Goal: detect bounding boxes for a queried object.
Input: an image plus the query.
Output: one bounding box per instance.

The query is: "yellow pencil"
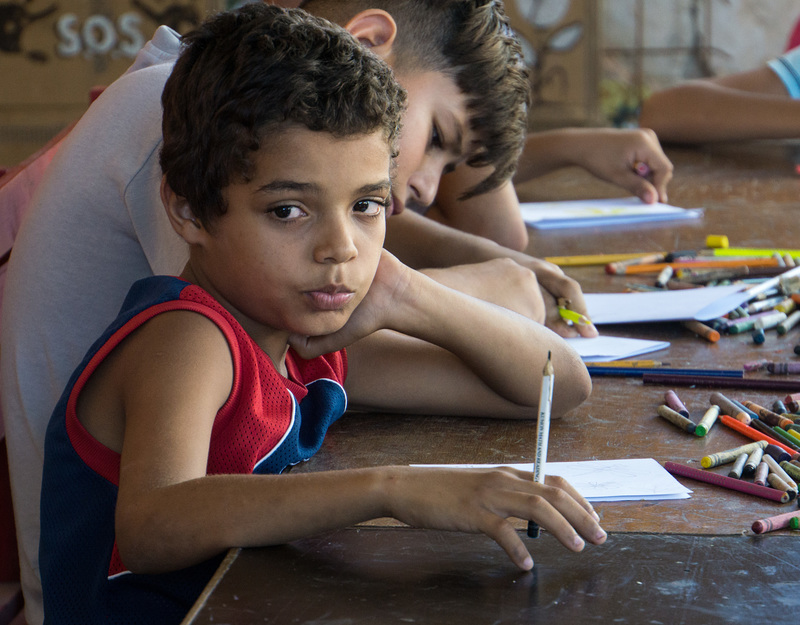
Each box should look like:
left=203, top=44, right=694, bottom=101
left=583, top=360, right=664, bottom=368
left=544, top=252, right=663, bottom=266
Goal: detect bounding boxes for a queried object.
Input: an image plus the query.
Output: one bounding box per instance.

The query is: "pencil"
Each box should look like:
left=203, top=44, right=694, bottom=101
left=544, top=252, right=663, bottom=267
left=528, top=352, right=554, bottom=539
left=582, top=360, right=665, bottom=368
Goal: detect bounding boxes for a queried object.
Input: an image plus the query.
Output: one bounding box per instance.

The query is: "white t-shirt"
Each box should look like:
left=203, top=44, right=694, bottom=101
left=767, top=46, right=800, bottom=98
left=0, top=26, right=184, bottom=625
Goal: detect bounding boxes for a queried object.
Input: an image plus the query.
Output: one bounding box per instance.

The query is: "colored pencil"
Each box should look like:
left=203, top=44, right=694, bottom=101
left=590, top=367, right=742, bottom=378
left=664, top=462, right=791, bottom=503
left=642, top=374, right=800, bottom=392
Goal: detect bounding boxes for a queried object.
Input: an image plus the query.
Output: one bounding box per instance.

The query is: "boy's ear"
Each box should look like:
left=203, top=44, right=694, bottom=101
left=345, top=9, right=397, bottom=60
left=161, top=176, right=206, bottom=244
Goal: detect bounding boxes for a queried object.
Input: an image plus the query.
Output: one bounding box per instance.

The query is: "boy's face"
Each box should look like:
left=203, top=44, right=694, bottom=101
left=189, top=125, right=391, bottom=355
left=390, top=70, right=476, bottom=215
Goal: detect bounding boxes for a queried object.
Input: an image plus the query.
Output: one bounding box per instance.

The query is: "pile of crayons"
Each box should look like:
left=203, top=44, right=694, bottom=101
left=656, top=389, right=800, bottom=516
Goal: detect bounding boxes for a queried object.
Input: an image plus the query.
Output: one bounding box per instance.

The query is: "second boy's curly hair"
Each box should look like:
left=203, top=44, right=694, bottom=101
left=302, top=0, right=530, bottom=198
left=160, top=3, right=407, bottom=226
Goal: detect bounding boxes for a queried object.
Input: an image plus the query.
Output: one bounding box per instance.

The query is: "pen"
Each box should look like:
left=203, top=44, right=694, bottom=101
left=528, top=352, right=554, bottom=539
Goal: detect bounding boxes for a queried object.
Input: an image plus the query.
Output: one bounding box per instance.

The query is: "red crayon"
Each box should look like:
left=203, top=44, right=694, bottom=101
left=664, top=390, right=690, bottom=417
left=752, top=510, right=800, bottom=534
left=665, top=462, right=791, bottom=503
left=718, top=414, right=796, bottom=455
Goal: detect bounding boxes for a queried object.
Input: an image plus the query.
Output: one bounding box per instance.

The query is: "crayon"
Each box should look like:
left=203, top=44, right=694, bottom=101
left=770, top=427, right=800, bottom=452
left=766, top=473, right=796, bottom=499
left=775, top=297, right=797, bottom=314
left=752, top=328, right=765, bottom=344
left=773, top=400, right=788, bottom=414
left=791, top=517, right=800, bottom=529
left=763, top=454, right=798, bottom=491
left=694, top=405, right=720, bottom=437
left=718, top=414, right=796, bottom=454
left=777, top=310, right=800, bottom=335
left=700, top=440, right=768, bottom=469
left=767, top=362, right=800, bottom=375
left=643, top=375, right=800, bottom=392
left=655, top=265, right=673, bottom=289
left=710, top=392, right=751, bottom=424
left=746, top=295, right=786, bottom=315
left=728, top=453, right=748, bottom=479
left=605, top=253, right=667, bottom=275
left=782, top=427, right=800, bottom=446
left=664, top=390, right=690, bottom=418
left=754, top=461, right=770, bottom=486
left=743, top=446, right=764, bottom=475
left=780, top=460, right=800, bottom=483
left=706, top=234, right=729, bottom=249
left=743, top=359, right=771, bottom=372
left=785, top=393, right=800, bottom=413
left=657, top=404, right=696, bottom=433
left=742, top=401, right=794, bottom=429
left=764, top=444, right=792, bottom=463
left=682, top=320, right=720, bottom=343
left=664, top=462, right=791, bottom=503
left=751, top=510, right=800, bottom=534
left=730, top=398, right=757, bottom=421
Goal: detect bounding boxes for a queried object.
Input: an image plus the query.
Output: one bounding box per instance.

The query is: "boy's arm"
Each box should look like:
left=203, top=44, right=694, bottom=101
left=112, top=311, right=605, bottom=575
left=292, top=251, right=592, bottom=418
left=639, top=68, right=800, bottom=143
left=384, top=210, right=597, bottom=338
left=514, top=128, right=673, bottom=204
left=426, top=171, right=529, bottom=252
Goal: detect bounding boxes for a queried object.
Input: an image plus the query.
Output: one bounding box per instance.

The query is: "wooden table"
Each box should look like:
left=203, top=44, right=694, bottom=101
left=183, top=143, right=800, bottom=624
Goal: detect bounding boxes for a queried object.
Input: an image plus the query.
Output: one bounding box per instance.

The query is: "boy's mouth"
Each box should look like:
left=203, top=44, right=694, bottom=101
left=305, top=285, right=355, bottom=311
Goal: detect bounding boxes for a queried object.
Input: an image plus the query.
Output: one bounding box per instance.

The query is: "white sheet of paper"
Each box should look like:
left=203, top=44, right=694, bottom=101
left=412, top=458, right=692, bottom=502
left=519, top=197, right=703, bottom=230
left=584, top=285, right=752, bottom=324
left=566, top=335, right=669, bottom=362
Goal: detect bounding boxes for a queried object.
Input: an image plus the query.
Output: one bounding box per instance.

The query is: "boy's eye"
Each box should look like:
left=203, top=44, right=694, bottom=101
left=269, top=205, right=305, bottom=220
left=431, top=123, right=443, bottom=149
left=353, top=199, right=387, bottom=216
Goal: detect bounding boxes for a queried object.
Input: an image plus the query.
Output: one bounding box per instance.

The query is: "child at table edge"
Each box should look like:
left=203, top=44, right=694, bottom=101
left=38, top=6, right=603, bottom=624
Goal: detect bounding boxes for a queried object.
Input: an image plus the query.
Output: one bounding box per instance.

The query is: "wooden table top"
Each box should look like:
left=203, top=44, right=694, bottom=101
left=184, top=142, right=800, bottom=624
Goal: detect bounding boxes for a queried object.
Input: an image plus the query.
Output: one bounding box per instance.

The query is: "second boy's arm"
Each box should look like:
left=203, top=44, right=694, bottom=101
left=292, top=250, right=592, bottom=418
left=384, top=209, right=597, bottom=338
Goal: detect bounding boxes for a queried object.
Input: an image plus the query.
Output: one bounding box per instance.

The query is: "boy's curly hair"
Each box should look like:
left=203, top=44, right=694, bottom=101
left=160, top=3, right=407, bottom=225
left=302, top=0, right=530, bottom=198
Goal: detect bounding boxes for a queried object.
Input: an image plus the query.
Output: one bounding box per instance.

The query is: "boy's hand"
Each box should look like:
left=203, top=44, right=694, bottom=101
left=289, top=250, right=414, bottom=358
left=382, top=466, right=607, bottom=570
left=570, top=128, right=673, bottom=204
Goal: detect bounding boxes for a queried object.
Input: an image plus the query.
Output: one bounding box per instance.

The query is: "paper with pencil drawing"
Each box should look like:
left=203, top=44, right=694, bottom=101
left=566, top=335, right=669, bottom=362
left=520, top=197, right=703, bottom=230
left=412, top=458, right=692, bottom=502
left=583, top=285, right=753, bottom=324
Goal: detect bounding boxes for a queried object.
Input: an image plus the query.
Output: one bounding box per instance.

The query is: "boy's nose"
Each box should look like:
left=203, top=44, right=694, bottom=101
left=407, top=170, right=439, bottom=211
left=314, top=219, right=358, bottom=264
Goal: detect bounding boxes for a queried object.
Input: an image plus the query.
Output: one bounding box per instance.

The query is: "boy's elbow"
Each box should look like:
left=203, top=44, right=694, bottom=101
left=552, top=355, right=592, bottom=418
